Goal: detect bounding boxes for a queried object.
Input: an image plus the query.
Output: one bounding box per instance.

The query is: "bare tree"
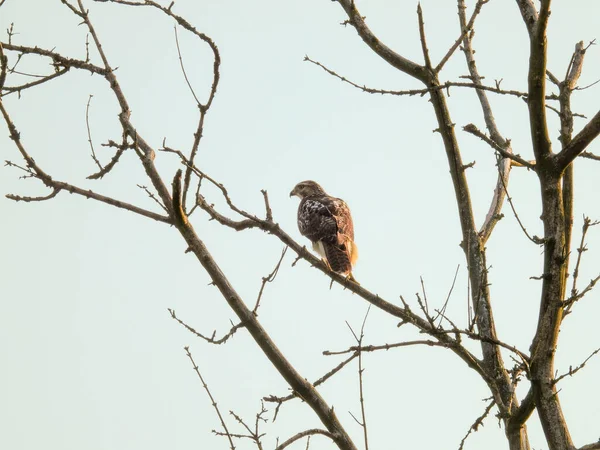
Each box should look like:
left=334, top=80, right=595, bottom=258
left=2, top=1, right=600, bottom=450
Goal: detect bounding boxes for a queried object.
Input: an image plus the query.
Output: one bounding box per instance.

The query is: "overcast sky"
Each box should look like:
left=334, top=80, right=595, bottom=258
left=1, top=1, right=600, bottom=449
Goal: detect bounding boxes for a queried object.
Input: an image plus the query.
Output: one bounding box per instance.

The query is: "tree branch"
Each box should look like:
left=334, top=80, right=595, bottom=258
left=275, top=429, right=336, bottom=450
left=555, top=109, right=600, bottom=170
left=334, top=0, right=427, bottom=82
left=184, top=346, right=235, bottom=450
left=526, top=0, right=552, bottom=162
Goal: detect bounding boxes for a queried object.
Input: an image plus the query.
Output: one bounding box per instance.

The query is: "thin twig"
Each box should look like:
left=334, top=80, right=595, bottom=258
left=253, top=246, right=288, bottom=314
left=1, top=68, right=70, bottom=96
left=463, top=124, right=534, bottom=169
left=416, top=4, right=432, bottom=70
left=5, top=187, right=60, bottom=202
left=264, top=352, right=358, bottom=406
left=458, top=399, right=496, bottom=450
left=433, top=264, right=461, bottom=327
left=137, top=184, right=169, bottom=213
left=352, top=307, right=371, bottom=450
left=274, top=429, right=336, bottom=450
left=169, top=309, right=244, bottom=345
left=225, top=406, right=267, bottom=449
left=184, top=346, right=235, bottom=450
left=174, top=25, right=201, bottom=106
left=563, top=274, right=600, bottom=309
left=566, top=216, right=600, bottom=315
left=495, top=158, right=543, bottom=245
left=553, top=347, right=600, bottom=385
left=323, top=339, right=451, bottom=357
left=305, top=55, right=549, bottom=100
left=85, top=94, right=103, bottom=171
left=436, top=0, right=489, bottom=72
left=87, top=137, right=131, bottom=180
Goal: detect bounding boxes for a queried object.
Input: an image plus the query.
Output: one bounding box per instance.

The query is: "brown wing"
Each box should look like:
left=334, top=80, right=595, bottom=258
left=297, top=195, right=357, bottom=274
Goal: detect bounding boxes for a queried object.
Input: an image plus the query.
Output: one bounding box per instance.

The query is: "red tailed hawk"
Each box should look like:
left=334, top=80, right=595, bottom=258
left=290, top=180, right=358, bottom=282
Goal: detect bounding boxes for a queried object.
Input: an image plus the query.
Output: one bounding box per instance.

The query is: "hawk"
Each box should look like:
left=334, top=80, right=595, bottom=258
left=290, top=180, right=358, bottom=282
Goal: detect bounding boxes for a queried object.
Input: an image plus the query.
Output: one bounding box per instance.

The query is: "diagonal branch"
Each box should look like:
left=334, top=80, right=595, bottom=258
left=463, top=124, right=534, bottom=170
left=553, top=347, right=600, bottom=385
left=335, top=0, right=427, bottom=82
left=184, top=346, right=235, bottom=450
left=1, top=67, right=70, bottom=96
left=555, top=109, right=600, bottom=170
left=436, top=0, right=489, bottom=73
left=458, top=399, right=496, bottom=450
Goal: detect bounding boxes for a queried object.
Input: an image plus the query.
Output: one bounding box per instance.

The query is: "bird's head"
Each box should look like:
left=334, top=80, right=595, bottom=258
left=289, top=180, right=327, bottom=199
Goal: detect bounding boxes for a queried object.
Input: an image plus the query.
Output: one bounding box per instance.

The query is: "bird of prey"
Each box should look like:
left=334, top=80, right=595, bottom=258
left=290, top=180, right=358, bottom=282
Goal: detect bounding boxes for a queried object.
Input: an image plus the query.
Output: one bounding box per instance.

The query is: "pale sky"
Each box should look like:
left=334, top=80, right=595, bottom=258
left=1, top=1, right=600, bottom=449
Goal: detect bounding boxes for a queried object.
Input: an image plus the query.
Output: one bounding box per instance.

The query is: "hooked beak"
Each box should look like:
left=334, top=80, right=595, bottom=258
left=289, top=188, right=297, bottom=198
